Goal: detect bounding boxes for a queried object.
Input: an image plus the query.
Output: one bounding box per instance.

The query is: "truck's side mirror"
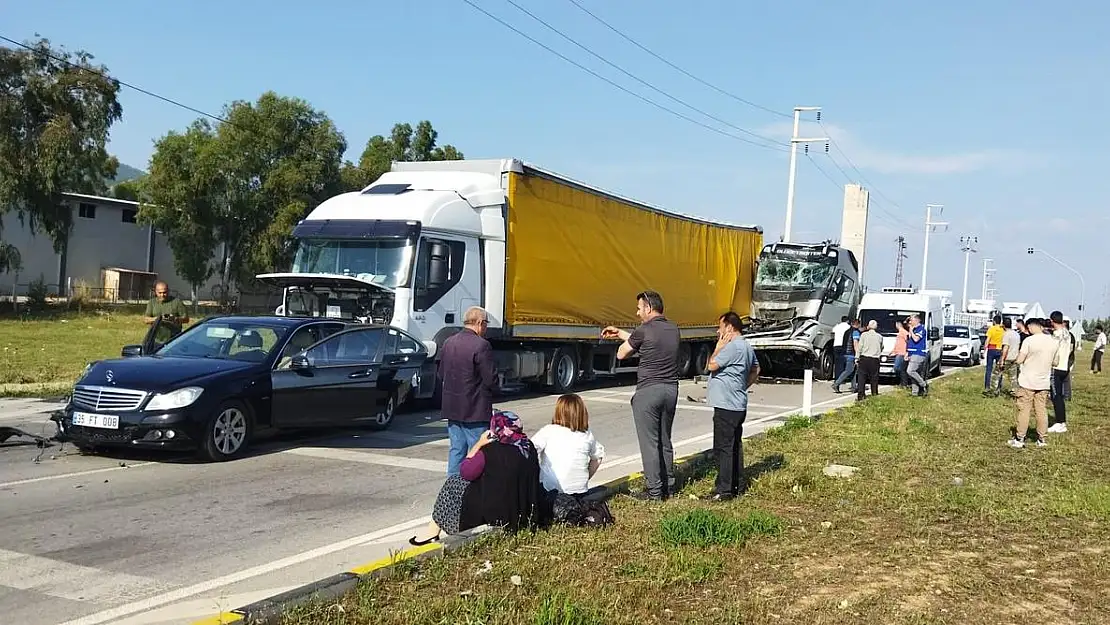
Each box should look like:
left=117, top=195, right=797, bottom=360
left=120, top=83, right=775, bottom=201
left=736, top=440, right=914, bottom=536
left=928, top=327, right=940, bottom=341
left=427, top=241, right=450, bottom=290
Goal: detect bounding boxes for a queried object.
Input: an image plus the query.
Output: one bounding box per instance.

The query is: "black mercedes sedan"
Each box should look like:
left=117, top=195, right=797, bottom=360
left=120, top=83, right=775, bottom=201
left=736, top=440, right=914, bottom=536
left=52, top=315, right=431, bottom=461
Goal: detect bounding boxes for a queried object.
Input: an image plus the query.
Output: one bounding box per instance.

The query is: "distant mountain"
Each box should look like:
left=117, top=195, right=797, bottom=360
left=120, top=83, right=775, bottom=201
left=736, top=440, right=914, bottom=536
left=112, top=163, right=146, bottom=183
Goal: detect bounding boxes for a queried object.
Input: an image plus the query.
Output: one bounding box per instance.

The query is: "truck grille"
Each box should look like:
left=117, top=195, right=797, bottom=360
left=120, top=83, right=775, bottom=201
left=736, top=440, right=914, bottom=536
left=72, top=386, right=148, bottom=412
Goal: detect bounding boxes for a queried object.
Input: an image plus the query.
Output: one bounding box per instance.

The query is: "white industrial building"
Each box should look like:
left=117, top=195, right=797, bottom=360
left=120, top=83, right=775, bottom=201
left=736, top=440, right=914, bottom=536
left=0, top=192, right=221, bottom=300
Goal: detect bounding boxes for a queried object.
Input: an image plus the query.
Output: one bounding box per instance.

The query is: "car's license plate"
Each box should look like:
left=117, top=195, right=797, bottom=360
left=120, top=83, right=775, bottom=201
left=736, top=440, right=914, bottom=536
left=72, top=411, right=120, bottom=430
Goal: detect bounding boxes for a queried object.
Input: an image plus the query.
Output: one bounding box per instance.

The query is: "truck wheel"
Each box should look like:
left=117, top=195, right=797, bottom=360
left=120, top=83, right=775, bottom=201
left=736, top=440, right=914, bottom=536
left=677, top=343, right=693, bottom=378
left=694, top=344, right=712, bottom=376
left=551, top=348, right=579, bottom=393
left=817, top=346, right=835, bottom=380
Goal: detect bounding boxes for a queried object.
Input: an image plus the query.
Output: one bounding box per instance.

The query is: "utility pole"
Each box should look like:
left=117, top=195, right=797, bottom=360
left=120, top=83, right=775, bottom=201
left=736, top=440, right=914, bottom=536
left=959, top=235, right=979, bottom=312
left=921, top=204, right=948, bottom=290
left=782, top=106, right=828, bottom=243
left=893, top=236, right=908, bottom=287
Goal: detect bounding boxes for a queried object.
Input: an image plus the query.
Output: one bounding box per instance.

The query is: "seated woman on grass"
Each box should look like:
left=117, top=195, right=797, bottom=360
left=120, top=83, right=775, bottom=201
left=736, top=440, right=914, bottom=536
left=408, top=410, right=544, bottom=546
left=531, top=393, right=606, bottom=496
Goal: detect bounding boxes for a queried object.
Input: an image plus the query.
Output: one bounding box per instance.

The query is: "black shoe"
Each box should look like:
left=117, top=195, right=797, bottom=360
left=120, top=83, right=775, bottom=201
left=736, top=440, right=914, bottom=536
left=408, top=534, right=439, bottom=546
left=629, top=490, right=665, bottom=502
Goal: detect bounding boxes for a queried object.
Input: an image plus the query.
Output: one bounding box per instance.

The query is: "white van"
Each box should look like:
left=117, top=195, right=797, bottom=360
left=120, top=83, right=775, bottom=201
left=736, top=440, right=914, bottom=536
left=856, top=287, right=945, bottom=378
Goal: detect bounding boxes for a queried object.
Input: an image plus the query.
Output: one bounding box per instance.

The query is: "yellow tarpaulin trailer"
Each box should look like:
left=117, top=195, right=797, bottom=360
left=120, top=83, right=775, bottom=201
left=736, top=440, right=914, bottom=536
left=504, top=166, right=762, bottom=338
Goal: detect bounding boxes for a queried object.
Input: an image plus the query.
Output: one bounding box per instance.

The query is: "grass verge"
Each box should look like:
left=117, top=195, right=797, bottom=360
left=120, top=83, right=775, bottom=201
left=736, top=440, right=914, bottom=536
left=0, top=312, right=147, bottom=396
left=281, top=368, right=1110, bottom=625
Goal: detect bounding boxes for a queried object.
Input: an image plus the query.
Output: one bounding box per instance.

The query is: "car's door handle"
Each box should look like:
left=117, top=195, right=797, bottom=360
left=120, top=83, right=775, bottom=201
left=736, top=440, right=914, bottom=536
left=348, top=368, right=375, bottom=379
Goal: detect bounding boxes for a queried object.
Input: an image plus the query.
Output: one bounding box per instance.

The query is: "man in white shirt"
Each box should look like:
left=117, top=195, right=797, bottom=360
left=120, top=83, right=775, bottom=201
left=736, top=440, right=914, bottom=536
left=1092, top=324, right=1106, bottom=374
left=1048, top=311, right=1072, bottom=434
left=831, top=316, right=850, bottom=381
left=1009, top=318, right=1056, bottom=448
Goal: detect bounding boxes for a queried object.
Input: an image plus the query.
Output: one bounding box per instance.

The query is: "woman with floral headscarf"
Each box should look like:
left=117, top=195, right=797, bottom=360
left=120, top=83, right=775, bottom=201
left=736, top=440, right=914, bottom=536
left=409, top=410, right=544, bottom=545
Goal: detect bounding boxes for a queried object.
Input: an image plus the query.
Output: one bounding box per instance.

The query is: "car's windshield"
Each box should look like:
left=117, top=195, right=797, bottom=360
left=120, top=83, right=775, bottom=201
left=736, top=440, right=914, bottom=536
left=755, top=258, right=835, bottom=290
left=859, top=308, right=923, bottom=336
left=158, top=320, right=289, bottom=362
left=291, top=239, right=413, bottom=288
left=944, top=326, right=971, bottom=338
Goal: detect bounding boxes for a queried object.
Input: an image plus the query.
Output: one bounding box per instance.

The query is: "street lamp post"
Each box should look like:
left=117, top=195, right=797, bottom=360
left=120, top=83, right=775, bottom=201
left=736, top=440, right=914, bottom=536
left=1026, top=247, right=1087, bottom=329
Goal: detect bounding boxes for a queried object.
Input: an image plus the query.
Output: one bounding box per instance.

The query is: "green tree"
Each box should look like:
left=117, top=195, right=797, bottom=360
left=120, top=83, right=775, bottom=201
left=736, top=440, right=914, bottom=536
left=139, top=122, right=221, bottom=299
left=143, top=92, right=347, bottom=291
left=0, top=37, right=122, bottom=272
left=339, top=120, right=464, bottom=191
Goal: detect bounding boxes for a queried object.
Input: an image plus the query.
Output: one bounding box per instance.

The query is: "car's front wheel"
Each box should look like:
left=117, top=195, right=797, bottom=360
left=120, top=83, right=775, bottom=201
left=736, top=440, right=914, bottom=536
left=199, top=401, right=252, bottom=462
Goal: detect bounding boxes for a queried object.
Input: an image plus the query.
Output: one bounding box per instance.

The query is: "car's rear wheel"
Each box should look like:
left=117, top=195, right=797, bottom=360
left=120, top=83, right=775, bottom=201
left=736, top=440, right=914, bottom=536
left=200, top=401, right=252, bottom=462
left=367, top=392, right=397, bottom=431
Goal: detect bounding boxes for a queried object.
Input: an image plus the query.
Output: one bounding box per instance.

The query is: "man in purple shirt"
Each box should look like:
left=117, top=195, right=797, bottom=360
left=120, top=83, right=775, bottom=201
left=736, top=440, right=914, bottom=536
left=438, top=306, right=497, bottom=476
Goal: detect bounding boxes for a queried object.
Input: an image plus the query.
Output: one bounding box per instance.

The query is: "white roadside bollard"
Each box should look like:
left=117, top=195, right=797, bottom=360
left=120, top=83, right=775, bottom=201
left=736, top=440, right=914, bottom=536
left=802, top=368, right=813, bottom=417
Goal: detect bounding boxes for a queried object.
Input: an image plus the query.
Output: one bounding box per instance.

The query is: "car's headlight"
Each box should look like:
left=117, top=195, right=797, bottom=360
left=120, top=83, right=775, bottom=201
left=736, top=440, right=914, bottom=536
left=146, top=387, right=204, bottom=411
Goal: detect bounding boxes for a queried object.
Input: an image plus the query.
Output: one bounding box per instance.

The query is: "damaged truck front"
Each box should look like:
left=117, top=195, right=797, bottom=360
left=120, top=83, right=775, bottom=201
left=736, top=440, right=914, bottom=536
left=744, top=242, right=861, bottom=380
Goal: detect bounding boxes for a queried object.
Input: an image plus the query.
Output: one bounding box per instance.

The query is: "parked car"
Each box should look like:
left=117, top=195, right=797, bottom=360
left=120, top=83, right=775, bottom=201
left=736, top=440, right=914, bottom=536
left=942, top=324, right=981, bottom=366
left=51, top=315, right=429, bottom=461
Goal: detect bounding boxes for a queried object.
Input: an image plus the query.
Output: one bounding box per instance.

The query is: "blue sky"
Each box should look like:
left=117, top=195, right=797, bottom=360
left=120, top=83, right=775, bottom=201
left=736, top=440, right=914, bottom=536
left=7, top=1, right=1108, bottom=319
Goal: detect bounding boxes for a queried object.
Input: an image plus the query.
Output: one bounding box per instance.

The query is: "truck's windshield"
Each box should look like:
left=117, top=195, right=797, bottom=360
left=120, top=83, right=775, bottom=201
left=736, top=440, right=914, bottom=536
left=859, top=308, right=923, bottom=337
left=291, top=239, right=413, bottom=288
left=755, top=258, right=835, bottom=290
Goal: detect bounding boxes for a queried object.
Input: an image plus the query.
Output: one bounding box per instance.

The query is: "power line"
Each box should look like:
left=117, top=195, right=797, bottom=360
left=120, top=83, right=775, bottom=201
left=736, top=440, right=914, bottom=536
left=1, top=35, right=232, bottom=127
left=1, top=34, right=346, bottom=167
left=499, top=0, right=787, bottom=149
left=562, top=0, right=793, bottom=120
left=459, top=0, right=789, bottom=152
left=817, top=119, right=908, bottom=212
left=804, top=153, right=916, bottom=233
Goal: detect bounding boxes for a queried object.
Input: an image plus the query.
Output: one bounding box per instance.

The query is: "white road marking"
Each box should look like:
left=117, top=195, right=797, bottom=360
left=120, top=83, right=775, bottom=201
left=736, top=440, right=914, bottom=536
left=281, top=447, right=448, bottom=473
left=54, top=516, right=433, bottom=625
left=371, top=431, right=450, bottom=447
left=0, top=548, right=175, bottom=605
left=0, top=462, right=157, bottom=489
left=583, top=395, right=715, bottom=412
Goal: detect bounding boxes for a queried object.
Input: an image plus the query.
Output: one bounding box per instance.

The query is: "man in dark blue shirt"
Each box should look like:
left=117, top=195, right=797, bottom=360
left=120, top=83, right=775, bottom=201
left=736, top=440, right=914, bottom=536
left=905, top=314, right=929, bottom=396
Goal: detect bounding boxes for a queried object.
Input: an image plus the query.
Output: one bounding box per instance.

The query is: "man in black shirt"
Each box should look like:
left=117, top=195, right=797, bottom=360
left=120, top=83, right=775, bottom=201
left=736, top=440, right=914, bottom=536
left=604, top=290, right=681, bottom=501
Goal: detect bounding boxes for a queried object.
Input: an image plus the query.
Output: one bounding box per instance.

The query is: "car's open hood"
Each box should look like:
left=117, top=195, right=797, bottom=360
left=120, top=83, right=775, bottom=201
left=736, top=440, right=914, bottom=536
left=254, top=272, right=395, bottom=294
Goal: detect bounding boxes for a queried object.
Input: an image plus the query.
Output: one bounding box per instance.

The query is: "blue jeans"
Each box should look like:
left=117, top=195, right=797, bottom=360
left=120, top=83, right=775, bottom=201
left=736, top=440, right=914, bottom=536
left=893, top=354, right=907, bottom=386
left=446, top=420, right=488, bottom=477
left=984, top=349, right=1002, bottom=389
left=833, top=355, right=856, bottom=390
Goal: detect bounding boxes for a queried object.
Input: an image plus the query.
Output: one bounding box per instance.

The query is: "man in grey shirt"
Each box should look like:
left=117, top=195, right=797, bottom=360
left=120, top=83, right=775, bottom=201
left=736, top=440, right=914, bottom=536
left=604, top=290, right=681, bottom=501
left=705, top=311, right=759, bottom=501
left=856, top=319, right=884, bottom=401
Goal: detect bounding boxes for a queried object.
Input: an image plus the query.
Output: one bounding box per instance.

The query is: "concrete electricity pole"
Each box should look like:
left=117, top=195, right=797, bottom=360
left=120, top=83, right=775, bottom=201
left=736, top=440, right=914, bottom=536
left=959, top=235, right=979, bottom=312
left=782, top=106, right=828, bottom=243
left=921, top=204, right=948, bottom=290
left=894, top=236, right=908, bottom=287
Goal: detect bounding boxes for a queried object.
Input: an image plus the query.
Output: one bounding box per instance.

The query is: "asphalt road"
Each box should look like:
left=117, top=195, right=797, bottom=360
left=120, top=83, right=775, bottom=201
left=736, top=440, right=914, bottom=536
left=0, top=376, right=860, bottom=625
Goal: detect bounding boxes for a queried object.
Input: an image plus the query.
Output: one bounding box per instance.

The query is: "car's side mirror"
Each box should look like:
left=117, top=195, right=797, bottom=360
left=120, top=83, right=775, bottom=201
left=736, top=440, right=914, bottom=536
left=290, top=354, right=311, bottom=371
left=121, top=345, right=143, bottom=358
left=928, top=328, right=940, bottom=341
